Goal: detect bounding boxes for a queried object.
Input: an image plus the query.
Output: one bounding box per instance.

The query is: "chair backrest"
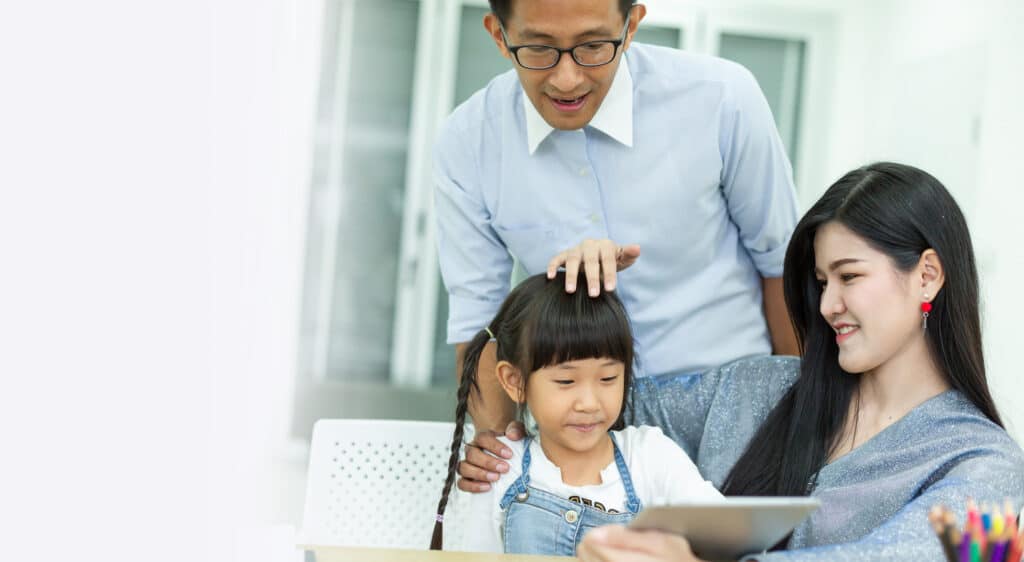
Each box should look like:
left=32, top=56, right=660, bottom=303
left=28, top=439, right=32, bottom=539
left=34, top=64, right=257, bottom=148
left=298, top=419, right=469, bottom=549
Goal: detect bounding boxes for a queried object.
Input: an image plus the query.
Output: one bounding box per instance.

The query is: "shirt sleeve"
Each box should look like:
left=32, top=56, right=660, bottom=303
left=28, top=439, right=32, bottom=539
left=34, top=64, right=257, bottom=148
left=444, top=437, right=525, bottom=553
left=717, top=62, right=799, bottom=279
left=433, top=117, right=513, bottom=344
left=444, top=486, right=503, bottom=553
left=742, top=448, right=1024, bottom=561
left=640, top=426, right=723, bottom=505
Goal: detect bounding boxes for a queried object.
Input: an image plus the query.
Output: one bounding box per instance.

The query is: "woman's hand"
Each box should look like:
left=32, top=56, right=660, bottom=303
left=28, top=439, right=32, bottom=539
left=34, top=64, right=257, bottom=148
left=455, top=420, right=527, bottom=493
left=578, top=525, right=709, bottom=562
left=547, top=239, right=641, bottom=296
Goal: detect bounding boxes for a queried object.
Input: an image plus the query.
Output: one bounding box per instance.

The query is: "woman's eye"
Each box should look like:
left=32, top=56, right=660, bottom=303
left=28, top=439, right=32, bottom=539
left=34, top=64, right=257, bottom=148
left=840, top=273, right=859, bottom=282
left=554, top=379, right=573, bottom=385
left=600, top=376, right=619, bottom=383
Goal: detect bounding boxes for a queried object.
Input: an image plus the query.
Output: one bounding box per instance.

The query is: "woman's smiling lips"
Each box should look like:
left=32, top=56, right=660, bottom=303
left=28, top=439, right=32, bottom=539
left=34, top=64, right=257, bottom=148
left=833, top=322, right=859, bottom=344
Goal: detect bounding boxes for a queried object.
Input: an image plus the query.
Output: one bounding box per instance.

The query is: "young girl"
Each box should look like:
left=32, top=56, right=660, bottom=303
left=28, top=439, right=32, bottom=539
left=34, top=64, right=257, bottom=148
left=429, top=271, right=721, bottom=555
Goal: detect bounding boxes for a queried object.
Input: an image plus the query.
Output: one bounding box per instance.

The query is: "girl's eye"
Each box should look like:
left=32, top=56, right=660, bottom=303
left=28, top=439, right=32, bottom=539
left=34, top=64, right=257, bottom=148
left=600, top=375, right=619, bottom=382
left=554, top=379, right=574, bottom=385
left=840, top=273, right=859, bottom=282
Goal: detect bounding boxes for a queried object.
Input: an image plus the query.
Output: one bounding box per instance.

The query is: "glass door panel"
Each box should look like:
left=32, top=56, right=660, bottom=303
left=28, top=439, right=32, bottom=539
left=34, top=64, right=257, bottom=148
left=717, top=33, right=805, bottom=168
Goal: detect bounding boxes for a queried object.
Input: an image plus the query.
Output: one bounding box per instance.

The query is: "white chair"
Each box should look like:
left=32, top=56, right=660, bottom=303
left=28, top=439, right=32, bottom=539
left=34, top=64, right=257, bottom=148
left=298, top=419, right=471, bottom=550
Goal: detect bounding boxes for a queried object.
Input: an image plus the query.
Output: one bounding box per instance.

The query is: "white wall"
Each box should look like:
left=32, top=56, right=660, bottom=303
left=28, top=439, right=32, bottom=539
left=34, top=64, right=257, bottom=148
left=972, top=0, right=1024, bottom=442
left=1, top=0, right=319, bottom=560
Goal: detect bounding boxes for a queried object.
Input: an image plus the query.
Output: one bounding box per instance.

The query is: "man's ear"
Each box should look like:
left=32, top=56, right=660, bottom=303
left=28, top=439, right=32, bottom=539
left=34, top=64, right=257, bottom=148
left=483, top=12, right=512, bottom=60
left=622, top=4, right=647, bottom=51
left=918, top=248, right=946, bottom=302
left=495, top=360, right=525, bottom=403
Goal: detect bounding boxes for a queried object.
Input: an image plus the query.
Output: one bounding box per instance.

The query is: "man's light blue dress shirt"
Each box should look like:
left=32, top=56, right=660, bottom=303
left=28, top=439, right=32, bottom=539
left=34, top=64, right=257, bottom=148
left=434, top=43, right=799, bottom=376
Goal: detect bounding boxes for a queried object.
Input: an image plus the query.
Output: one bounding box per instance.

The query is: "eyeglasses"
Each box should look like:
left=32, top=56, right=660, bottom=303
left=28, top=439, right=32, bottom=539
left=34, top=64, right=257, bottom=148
left=499, top=13, right=631, bottom=70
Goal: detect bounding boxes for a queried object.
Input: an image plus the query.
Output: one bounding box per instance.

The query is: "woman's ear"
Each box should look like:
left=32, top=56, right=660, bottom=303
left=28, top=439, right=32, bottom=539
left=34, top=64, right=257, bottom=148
left=495, top=361, right=526, bottom=404
left=918, top=248, right=946, bottom=301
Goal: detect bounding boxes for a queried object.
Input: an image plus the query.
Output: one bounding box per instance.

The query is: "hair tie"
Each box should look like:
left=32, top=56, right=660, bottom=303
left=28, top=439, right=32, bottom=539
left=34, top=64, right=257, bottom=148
left=435, top=513, right=445, bottom=523
left=484, top=327, right=495, bottom=340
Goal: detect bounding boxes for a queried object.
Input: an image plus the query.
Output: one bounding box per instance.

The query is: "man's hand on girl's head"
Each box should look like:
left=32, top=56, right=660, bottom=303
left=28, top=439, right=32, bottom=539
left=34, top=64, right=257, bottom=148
left=547, top=239, right=641, bottom=296
left=456, top=421, right=526, bottom=493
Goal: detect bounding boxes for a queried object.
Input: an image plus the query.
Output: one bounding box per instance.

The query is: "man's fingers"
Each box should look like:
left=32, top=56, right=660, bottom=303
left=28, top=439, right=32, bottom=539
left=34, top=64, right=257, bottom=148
left=455, top=470, right=492, bottom=493
left=582, top=240, right=603, bottom=297
left=470, top=431, right=513, bottom=461
left=564, top=247, right=582, bottom=293
left=617, top=244, right=642, bottom=271
left=601, top=242, right=618, bottom=292
left=456, top=459, right=498, bottom=487
left=547, top=251, right=566, bottom=279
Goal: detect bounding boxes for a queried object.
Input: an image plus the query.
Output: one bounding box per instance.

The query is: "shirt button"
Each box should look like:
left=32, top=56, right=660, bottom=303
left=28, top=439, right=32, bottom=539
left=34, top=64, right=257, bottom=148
left=564, top=510, right=579, bottom=523
left=579, top=168, right=588, bottom=176
left=589, top=213, right=600, bottom=224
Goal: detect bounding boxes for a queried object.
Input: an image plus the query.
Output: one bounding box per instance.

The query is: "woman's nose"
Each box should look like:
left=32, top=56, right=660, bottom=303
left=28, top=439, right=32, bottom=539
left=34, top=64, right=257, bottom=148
left=819, top=283, right=845, bottom=320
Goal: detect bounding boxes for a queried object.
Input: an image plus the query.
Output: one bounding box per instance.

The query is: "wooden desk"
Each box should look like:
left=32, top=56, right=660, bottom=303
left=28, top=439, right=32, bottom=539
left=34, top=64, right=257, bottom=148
left=303, top=546, right=573, bottom=562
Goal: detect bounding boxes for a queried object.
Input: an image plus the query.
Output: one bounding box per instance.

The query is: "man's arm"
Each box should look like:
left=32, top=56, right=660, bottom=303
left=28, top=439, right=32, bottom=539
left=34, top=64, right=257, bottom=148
left=762, top=277, right=799, bottom=356
left=455, top=341, right=516, bottom=432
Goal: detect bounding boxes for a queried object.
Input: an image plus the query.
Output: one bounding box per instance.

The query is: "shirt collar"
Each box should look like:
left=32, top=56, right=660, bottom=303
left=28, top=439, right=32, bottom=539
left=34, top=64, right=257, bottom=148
left=523, top=54, right=635, bottom=155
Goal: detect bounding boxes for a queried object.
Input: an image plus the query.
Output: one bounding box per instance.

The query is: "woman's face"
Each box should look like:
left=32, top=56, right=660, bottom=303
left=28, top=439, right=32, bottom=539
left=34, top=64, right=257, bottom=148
left=813, top=222, right=926, bottom=374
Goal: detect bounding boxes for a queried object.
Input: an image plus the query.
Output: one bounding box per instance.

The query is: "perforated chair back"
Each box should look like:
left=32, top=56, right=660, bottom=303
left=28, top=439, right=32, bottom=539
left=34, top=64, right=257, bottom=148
left=298, top=419, right=470, bottom=549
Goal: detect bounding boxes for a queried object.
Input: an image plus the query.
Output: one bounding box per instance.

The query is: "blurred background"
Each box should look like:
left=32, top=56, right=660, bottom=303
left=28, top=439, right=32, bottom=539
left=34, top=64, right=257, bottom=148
left=1, top=0, right=1021, bottom=560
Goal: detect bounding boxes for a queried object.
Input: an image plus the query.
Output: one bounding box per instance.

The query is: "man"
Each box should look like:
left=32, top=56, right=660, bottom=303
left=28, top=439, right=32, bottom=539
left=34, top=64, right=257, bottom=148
left=434, top=0, right=800, bottom=450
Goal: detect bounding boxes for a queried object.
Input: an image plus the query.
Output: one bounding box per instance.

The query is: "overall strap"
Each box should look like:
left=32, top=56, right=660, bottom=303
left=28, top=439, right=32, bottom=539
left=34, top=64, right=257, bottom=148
left=498, top=436, right=533, bottom=510
left=610, top=433, right=643, bottom=514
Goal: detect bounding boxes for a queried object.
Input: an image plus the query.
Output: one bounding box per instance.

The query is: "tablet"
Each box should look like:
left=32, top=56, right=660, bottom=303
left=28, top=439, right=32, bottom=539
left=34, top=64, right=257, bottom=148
left=627, top=497, right=821, bottom=560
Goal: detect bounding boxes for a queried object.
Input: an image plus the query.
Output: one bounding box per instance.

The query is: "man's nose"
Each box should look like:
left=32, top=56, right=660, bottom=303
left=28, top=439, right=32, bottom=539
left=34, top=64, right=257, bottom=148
left=547, top=52, right=584, bottom=93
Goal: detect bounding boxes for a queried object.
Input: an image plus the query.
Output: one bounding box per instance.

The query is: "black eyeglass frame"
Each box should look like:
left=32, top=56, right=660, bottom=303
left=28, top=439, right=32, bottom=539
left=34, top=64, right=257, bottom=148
left=499, top=12, right=633, bottom=70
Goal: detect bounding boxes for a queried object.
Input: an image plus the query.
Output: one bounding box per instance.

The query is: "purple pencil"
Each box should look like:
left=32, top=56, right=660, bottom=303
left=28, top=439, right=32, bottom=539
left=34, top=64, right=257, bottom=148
left=987, top=541, right=1005, bottom=562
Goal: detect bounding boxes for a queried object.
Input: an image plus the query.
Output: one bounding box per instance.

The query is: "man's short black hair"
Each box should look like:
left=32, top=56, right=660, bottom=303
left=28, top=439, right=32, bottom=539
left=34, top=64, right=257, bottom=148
left=488, top=0, right=636, bottom=24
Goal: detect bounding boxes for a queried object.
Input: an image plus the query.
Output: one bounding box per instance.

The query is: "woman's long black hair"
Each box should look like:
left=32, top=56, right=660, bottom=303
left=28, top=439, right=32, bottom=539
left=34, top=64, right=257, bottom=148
left=430, top=270, right=635, bottom=549
left=721, top=162, right=1003, bottom=500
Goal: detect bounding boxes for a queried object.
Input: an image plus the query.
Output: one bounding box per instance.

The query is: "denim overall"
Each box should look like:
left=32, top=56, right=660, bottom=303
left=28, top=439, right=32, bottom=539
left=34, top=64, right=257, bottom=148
left=498, top=434, right=643, bottom=556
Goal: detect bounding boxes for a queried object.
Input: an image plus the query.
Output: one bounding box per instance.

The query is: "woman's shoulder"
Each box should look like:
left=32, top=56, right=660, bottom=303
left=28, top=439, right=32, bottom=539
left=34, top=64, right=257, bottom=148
left=714, top=354, right=801, bottom=382
left=919, top=391, right=1024, bottom=464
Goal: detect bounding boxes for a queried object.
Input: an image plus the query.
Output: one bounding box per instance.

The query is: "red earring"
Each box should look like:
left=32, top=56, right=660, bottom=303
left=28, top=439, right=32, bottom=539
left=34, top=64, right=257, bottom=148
left=921, top=296, right=932, bottom=331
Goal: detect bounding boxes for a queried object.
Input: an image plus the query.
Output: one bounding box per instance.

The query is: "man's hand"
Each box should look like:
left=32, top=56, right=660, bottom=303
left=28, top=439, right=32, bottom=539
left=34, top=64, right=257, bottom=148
left=456, top=420, right=527, bottom=492
left=578, top=525, right=709, bottom=562
left=547, top=239, right=641, bottom=296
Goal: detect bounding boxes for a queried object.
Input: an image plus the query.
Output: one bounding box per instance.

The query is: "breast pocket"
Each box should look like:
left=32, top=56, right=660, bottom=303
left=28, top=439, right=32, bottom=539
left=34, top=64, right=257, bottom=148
left=492, top=218, right=595, bottom=275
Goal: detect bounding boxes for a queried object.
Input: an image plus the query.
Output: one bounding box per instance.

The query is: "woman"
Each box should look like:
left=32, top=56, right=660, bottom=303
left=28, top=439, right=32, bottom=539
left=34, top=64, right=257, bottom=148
left=459, top=163, right=1024, bottom=560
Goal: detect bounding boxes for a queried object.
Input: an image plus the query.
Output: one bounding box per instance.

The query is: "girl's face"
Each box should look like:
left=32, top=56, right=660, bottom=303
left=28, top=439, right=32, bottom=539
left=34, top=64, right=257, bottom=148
left=526, top=357, right=625, bottom=454
left=813, top=222, right=928, bottom=375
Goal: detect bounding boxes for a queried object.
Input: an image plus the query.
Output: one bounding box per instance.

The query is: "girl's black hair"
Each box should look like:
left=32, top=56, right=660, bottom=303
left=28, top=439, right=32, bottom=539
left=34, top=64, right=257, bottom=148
left=721, top=162, right=1003, bottom=504
left=430, top=270, right=635, bottom=549
left=487, top=0, right=636, bottom=24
